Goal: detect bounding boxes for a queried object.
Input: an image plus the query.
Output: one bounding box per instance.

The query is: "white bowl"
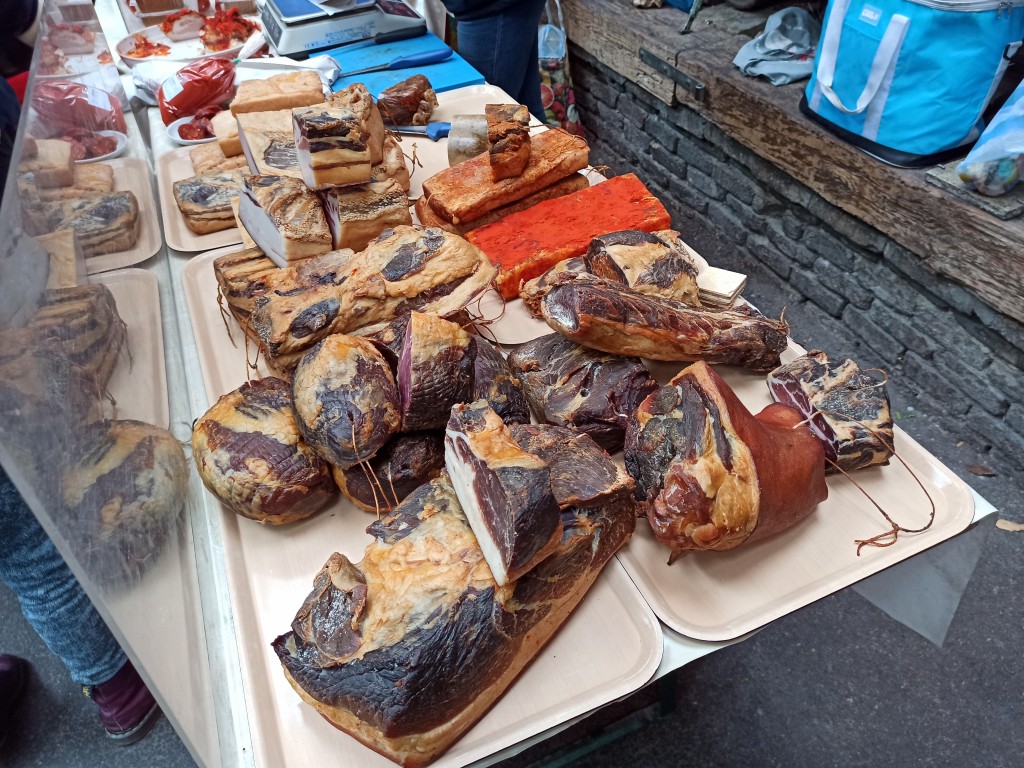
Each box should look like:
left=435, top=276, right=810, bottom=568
left=75, top=130, right=129, bottom=164
left=167, top=115, right=218, bottom=145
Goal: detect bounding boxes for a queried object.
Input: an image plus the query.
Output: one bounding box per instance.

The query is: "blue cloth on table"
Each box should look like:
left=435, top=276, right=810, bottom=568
left=324, top=31, right=484, bottom=97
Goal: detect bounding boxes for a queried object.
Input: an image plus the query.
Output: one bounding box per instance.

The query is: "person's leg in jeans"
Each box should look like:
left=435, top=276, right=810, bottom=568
left=456, top=0, right=548, bottom=119
left=0, top=467, right=159, bottom=743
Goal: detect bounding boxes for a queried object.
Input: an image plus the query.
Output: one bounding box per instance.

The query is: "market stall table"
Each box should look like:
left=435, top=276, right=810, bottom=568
left=30, top=2, right=993, bottom=766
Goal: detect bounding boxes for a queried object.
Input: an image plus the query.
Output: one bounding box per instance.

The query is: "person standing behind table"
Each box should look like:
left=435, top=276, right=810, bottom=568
left=440, top=0, right=548, bottom=120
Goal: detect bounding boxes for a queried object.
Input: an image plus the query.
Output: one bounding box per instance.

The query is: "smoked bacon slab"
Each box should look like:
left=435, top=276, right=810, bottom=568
left=467, top=173, right=671, bottom=300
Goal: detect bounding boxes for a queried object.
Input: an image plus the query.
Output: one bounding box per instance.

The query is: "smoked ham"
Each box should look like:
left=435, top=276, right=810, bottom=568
left=192, top=377, right=337, bottom=524
left=466, top=173, right=671, bottom=299
left=249, top=226, right=496, bottom=371
left=272, top=466, right=634, bottom=767
left=625, top=361, right=828, bottom=553
left=444, top=401, right=561, bottom=586
left=534, top=271, right=788, bottom=371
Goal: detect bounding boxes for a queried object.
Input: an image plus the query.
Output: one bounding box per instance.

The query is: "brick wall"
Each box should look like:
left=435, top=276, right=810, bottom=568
left=569, top=45, right=1024, bottom=474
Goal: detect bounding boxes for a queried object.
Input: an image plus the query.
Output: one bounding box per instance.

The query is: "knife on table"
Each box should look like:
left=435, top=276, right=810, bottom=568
left=392, top=122, right=451, bottom=141
left=340, top=47, right=454, bottom=77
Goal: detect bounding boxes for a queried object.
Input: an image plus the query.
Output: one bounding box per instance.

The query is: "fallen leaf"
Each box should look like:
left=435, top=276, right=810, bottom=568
left=996, top=519, right=1024, bottom=533
left=966, top=463, right=997, bottom=477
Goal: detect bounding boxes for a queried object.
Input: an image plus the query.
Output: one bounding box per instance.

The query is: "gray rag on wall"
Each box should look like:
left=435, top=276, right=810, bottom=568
left=733, top=7, right=821, bottom=86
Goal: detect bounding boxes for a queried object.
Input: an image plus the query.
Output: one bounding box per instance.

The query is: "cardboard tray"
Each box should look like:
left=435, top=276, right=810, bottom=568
left=616, top=355, right=977, bottom=642
left=155, top=146, right=244, bottom=253
left=179, top=245, right=665, bottom=768
left=91, top=267, right=169, bottom=429
left=82, top=157, right=162, bottom=275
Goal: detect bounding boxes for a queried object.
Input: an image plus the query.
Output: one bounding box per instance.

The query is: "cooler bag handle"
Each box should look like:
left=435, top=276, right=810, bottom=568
left=816, top=0, right=910, bottom=115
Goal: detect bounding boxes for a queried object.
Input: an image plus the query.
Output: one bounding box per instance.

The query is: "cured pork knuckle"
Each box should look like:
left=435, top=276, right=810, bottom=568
left=192, top=377, right=336, bottom=524
left=397, top=313, right=475, bottom=432
left=471, top=335, right=531, bottom=425
left=625, top=361, right=827, bottom=553
left=445, top=401, right=561, bottom=586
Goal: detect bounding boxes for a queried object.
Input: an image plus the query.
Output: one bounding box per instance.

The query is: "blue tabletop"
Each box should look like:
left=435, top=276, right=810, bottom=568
left=323, top=31, right=485, bottom=97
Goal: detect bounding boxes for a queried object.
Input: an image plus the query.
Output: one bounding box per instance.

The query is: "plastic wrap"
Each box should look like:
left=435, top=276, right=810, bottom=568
left=158, top=57, right=236, bottom=126
left=957, top=77, right=1024, bottom=197
left=30, top=80, right=128, bottom=137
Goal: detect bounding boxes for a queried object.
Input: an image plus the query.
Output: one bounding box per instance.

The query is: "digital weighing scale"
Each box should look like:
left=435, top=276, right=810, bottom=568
left=261, top=0, right=425, bottom=58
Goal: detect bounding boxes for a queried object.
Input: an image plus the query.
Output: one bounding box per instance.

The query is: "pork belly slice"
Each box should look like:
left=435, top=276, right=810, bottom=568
left=238, top=174, right=333, bottom=268
left=237, top=109, right=302, bottom=179
left=48, top=191, right=140, bottom=256
left=293, top=105, right=376, bottom=190
left=318, top=179, right=411, bottom=253
left=486, top=103, right=531, bottom=181
left=445, top=401, right=561, bottom=586
left=173, top=169, right=243, bottom=235
left=327, top=82, right=384, bottom=164
left=396, top=312, right=475, bottom=432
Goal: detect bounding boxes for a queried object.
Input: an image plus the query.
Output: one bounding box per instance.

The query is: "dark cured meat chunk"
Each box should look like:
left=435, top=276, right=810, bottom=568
left=538, top=271, right=788, bottom=371
left=506, top=333, right=657, bottom=452
left=291, top=335, right=401, bottom=469
left=587, top=229, right=700, bottom=305
left=767, top=350, right=894, bottom=472
left=192, top=377, right=337, bottom=524
left=471, top=335, right=530, bottom=425
left=624, top=361, right=828, bottom=553
left=444, top=401, right=561, bottom=586
left=376, top=74, right=438, bottom=126
left=397, top=313, right=475, bottom=432
left=289, top=553, right=368, bottom=668
left=509, top=423, right=634, bottom=510
left=332, top=431, right=445, bottom=513
left=271, top=471, right=634, bottom=767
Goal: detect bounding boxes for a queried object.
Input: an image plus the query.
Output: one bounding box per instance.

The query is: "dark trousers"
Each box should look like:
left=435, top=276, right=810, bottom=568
left=453, top=0, right=548, bottom=119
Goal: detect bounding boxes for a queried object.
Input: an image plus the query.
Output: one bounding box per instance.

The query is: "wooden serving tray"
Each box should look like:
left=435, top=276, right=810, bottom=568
left=616, top=355, right=976, bottom=642
left=180, top=246, right=664, bottom=768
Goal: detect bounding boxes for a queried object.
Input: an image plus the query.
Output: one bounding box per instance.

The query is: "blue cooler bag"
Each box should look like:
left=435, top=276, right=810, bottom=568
left=801, top=0, right=1024, bottom=167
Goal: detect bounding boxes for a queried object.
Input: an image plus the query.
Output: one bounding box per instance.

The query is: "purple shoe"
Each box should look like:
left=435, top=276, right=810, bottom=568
left=83, top=659, right=161, bottom=744
left=0, top=654, right=29, bottom=750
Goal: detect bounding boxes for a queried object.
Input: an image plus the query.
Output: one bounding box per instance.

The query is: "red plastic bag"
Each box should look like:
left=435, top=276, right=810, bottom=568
left=158, top=57, right=236, bottom=126
left=30, top=80, right=128, bottom=138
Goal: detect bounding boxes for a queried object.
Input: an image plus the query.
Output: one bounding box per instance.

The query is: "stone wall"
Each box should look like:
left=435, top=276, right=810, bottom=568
left=569, top=45, right=1024, bottom=474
